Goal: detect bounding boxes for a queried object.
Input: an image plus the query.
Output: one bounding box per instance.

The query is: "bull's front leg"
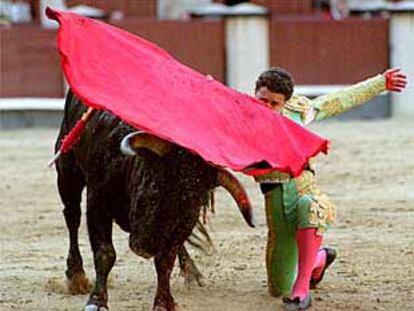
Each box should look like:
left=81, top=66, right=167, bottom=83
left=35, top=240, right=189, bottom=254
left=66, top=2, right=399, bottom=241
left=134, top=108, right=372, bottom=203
left=84, top=194, right=116, bottom=311
left=153, top=249, right=179, bottom=311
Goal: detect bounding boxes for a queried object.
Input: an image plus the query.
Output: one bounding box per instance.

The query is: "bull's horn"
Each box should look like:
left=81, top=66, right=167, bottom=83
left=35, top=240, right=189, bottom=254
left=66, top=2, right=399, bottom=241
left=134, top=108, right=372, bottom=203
left=120, top=131, right=172, bottom=157
left=217, top=169, right=255, bottom=228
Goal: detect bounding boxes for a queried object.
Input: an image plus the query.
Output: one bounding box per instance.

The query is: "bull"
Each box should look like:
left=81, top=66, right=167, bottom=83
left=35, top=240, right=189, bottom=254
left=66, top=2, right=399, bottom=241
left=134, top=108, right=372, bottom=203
left=55, top=90, right=254, bottom=311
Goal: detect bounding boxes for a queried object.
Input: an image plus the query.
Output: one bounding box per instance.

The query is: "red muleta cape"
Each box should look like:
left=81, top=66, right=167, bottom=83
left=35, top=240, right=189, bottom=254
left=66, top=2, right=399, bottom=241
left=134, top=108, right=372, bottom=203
left=46, top=8, right=329, bottom=177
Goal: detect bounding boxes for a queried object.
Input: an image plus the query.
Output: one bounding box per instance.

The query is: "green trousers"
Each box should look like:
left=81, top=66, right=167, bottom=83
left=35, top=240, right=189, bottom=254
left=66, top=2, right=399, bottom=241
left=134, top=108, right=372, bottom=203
left=265, top=184, right=298, bottom=297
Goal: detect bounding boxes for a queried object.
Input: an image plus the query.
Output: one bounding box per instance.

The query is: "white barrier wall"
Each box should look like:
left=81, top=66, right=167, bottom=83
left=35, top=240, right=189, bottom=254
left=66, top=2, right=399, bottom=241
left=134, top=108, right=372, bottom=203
left=175, top=3, right=270, bottom=94
left=158, top=0, right=212, bottom=19
left=390, top=11, right=414, bottom=117
left=39, top=0, right=65, bottom=28
left=225, top=15, right=269, bottom=94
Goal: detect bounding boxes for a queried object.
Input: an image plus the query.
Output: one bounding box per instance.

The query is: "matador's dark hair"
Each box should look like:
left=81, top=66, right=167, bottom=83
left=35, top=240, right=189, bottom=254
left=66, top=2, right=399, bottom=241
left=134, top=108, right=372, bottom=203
left=255, top=67, right=295, bottom=101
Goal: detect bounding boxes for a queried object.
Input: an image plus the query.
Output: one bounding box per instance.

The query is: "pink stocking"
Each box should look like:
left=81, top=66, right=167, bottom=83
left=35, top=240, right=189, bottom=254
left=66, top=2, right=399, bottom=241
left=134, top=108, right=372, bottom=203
left=290, top=228, right=322, bottom=300
left=312, top=248, right=327, bottom=281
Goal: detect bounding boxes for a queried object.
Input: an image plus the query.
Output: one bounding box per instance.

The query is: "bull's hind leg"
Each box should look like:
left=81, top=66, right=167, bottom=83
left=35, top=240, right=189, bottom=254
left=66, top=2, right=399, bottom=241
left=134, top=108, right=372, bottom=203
left=85, top=191, right=116, bottom=311
left=56, top=155, right=90, bottom=294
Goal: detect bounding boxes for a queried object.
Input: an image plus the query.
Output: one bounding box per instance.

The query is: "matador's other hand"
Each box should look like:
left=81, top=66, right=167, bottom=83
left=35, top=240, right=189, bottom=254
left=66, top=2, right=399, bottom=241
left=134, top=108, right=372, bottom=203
left=384, top=68, right=407, bottom=92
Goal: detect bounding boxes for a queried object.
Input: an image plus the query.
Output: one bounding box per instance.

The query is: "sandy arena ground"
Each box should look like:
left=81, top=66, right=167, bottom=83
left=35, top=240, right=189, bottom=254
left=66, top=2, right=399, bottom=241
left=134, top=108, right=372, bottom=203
left=0, top=119, right=413, bottom=311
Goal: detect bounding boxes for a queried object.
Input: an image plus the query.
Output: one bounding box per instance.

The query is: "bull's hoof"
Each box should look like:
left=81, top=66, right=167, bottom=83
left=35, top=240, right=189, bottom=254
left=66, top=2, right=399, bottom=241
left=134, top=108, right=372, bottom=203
left=153, top=304, right=176, bottom=311
left=85, top=293, right=108, bottom=311
left=84, top=304, right=109, bottom=311
left=153, top=296, right=177, bottom=311
left=67, top=271, right=91, bottom=295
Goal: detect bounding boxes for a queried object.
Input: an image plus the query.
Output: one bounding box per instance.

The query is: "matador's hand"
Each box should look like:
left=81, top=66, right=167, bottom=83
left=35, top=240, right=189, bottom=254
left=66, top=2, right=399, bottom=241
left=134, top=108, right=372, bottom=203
left=383, top=68, right=407, bottom=92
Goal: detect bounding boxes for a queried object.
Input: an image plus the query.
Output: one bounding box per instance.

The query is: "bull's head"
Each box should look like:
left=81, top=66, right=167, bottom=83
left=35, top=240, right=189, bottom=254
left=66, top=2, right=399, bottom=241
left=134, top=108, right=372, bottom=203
left=120, top=131, right=254, bottom=259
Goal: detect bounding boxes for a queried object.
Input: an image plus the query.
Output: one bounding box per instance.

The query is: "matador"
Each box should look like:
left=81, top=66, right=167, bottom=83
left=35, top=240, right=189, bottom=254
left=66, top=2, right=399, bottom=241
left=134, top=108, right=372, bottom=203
left=253, top=67, right=407, bottom=310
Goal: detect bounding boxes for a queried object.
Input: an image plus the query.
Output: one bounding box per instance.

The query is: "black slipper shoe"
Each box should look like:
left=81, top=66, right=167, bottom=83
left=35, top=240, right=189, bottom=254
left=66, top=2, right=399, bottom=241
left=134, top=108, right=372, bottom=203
left=310, top=247, right=337, bottom=289
left=283, top=295, right=312, bottom=310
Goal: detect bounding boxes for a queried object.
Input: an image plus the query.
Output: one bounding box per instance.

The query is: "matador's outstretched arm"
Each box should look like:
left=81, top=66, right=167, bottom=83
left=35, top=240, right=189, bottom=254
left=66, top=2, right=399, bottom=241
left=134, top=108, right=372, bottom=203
left=310, top=68, right=407, bottom=122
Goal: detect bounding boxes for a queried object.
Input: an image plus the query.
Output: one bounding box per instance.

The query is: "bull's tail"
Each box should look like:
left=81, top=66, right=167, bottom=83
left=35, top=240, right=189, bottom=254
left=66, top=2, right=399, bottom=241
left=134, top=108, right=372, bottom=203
left=186, top=189, right=216, bottom=253
left=186, top=220, right=214, bottom=254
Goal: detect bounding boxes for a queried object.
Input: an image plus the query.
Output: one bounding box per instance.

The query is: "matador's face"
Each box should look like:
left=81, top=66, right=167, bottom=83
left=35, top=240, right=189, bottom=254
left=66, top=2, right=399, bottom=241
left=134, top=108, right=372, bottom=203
left=255, top=86, right=287, bottom=113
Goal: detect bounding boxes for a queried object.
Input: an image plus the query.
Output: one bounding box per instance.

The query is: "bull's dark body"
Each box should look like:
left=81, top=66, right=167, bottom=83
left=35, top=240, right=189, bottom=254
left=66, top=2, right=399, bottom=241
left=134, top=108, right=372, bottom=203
left=56, top=90, right=217, bottom=310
